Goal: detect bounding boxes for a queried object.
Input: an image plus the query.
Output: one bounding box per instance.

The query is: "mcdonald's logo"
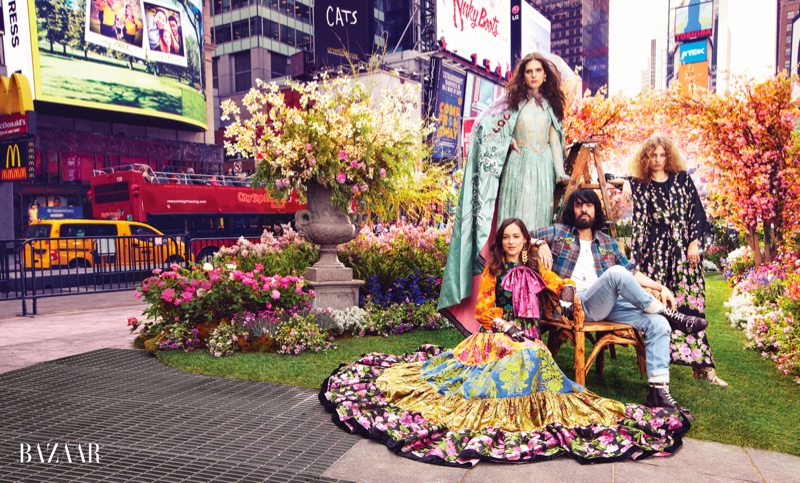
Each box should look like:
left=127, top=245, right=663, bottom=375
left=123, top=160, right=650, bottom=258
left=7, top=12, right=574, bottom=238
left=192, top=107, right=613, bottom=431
left=0, top=73, right=34, bottom=116
left=6, top=143, right=21, bottom=168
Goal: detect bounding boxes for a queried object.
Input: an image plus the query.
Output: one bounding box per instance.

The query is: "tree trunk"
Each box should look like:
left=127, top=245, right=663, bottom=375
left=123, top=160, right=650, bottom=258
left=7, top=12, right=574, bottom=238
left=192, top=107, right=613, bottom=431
left=746, top=229, right=762, bottom=266
left=763, top=226, right=775, bottom=264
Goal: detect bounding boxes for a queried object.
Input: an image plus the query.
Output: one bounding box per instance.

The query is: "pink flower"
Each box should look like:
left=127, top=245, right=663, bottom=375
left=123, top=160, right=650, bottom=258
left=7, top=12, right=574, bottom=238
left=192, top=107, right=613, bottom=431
left=306, top=143, right=313, bottom=151
left=271, top=289, right=281, bottom=299
left=339, top=150, right=348, bottom=160
left=379, top=168, right=386, bottom=177
left=308, top=157, right=316, bottom=166
left=336, top=172, right=347, bottom=184
left=161, top=288, right=175, bottom=302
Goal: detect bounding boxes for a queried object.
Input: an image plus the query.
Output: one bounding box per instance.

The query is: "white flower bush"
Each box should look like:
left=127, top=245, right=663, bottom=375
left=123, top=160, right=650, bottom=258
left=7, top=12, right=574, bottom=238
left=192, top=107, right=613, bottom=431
left=724, top=287, right=758, bottom=331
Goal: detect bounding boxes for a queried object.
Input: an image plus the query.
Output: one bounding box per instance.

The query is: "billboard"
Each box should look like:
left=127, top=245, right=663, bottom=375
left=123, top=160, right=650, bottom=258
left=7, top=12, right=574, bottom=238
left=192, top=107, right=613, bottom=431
left=1, top=0, right=206, bottom=129
left=675, top=0, right=713, bottom=42
left=432, top=66, right=466, bottom=159
left=462, top=72, right=503, bottom=119
left=792, top=15, right=800, bottom=75
left=0, top=139, right=36, bottom=181
left=314, top=0, right=373, bottom=68
left=678, top=59, right=709, bottom=95
left=520, top=1, right=550, bottom=58
left=679, top=40, right=707, bottom=64
left=437, top=0, right=511, bottom=74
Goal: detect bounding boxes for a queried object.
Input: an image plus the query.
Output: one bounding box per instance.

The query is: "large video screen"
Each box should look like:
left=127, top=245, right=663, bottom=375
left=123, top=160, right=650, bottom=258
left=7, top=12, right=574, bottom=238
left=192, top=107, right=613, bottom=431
left=2, top=0, right=206, bottom=129
left=675, top=1, right=713, bottom=42
left=437, top=0, right=511, bottom=74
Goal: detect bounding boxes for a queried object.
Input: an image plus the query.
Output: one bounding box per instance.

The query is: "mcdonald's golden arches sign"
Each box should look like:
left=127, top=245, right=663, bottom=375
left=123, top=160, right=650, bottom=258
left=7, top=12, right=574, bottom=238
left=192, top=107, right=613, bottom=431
left=0, top=139, right=35, bottom=181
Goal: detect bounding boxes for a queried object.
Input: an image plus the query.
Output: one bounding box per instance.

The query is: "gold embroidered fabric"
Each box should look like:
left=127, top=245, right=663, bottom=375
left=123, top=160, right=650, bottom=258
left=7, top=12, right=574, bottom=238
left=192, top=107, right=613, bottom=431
left=376, top=362, right=626, bottom=433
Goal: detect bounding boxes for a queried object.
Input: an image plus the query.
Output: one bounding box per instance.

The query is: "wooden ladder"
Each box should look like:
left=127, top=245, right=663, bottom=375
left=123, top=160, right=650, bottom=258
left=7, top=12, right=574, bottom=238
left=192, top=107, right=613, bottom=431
left=553, top=141, right=618, bottom=238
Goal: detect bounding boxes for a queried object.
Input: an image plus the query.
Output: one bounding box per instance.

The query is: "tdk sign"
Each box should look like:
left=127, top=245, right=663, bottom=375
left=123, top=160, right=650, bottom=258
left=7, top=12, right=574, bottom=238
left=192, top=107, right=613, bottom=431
left=680, top=41, right=707, bottom=64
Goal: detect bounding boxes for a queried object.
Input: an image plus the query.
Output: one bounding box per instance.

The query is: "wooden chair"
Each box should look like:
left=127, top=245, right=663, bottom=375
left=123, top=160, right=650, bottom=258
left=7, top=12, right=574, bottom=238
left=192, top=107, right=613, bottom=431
left=538, top=292, right=647, bottom=386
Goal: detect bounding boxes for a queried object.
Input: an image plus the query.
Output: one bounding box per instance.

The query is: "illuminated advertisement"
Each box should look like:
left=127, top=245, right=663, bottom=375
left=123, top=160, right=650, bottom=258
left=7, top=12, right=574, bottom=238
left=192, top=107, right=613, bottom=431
left=314, top=0, right=372, bottom=68
left=1, top=0, right=206, bottom=129
left=437, top=0, right=511, bottom=74
left=678, top=59, right=709, bottom=95
left=521, top=1, right=550, bottom=58
left=463, top=72, right=504, bottom=119
left=679, top=40, right=707, bottom=64
left=675, top=0, right=713, bottom=42
left=432, top=66, right=466, bottom=159
left=792, top=16, right=800, bottom=75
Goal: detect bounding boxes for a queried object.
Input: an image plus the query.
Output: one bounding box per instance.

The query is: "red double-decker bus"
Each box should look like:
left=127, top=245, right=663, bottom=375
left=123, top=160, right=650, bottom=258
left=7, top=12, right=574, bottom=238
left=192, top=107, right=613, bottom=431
left=89, top=164, right=304, bottom=261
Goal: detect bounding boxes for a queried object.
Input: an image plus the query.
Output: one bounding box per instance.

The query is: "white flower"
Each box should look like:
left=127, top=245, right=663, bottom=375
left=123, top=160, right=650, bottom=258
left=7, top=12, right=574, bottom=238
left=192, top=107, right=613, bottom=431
left=202, top=263, right=213, bottom=271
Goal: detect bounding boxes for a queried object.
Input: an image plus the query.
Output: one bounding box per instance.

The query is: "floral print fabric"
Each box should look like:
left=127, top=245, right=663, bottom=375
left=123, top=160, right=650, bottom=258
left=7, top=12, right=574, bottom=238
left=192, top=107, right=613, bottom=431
left=630, top=172, right=715, bottom=369
left=320, top=344, right=690, bottom=467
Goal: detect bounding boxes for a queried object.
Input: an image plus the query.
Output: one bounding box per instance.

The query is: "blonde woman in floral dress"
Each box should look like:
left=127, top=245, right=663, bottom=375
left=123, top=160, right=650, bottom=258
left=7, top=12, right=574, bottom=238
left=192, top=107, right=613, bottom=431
left=320, top=218, right=690, bottom=467
left=621, top=135, right=728, bottom=386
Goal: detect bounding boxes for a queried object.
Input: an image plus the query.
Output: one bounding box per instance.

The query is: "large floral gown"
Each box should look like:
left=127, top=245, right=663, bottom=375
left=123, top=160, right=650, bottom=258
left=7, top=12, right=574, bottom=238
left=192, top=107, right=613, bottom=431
left=629, top=172, right=715, bottom=370
left=320, top=263, right=690, bottom=467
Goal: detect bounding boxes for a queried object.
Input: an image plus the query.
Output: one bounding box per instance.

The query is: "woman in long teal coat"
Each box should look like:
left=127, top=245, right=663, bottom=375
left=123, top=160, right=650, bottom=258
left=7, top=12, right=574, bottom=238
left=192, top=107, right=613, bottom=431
left=439, top=52, right=569, bottom=334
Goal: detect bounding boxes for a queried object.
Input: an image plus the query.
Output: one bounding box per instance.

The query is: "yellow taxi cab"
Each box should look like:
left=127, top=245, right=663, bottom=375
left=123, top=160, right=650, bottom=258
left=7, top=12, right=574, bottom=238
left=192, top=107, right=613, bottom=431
left=23, top=219, right=185, bottom=269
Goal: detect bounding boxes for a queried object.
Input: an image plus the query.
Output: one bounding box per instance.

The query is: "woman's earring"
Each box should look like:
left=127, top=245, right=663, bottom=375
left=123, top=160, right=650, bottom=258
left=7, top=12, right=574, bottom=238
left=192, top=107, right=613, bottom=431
left=543, top=76, right=547, bottom=82
left=521, top=247, right=528, bottom=264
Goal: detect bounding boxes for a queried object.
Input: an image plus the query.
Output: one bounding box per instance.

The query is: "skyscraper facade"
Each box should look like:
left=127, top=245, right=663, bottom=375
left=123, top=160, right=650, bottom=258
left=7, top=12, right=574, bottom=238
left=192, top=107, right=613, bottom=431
left=777, top=0, right=800, bottom=73
left=530, top=0, right=609, bottom=94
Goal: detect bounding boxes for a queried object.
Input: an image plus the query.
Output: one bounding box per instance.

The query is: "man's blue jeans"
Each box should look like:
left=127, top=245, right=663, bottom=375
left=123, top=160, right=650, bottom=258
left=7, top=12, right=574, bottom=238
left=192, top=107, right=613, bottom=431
left=578, top=266, right=671, bottom=378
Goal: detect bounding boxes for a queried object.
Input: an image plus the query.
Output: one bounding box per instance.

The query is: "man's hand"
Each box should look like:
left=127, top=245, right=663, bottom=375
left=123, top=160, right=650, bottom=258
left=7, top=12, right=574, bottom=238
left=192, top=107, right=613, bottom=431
left=559, top=285, right=575, bottom=319
left=538, top=243, right=553, bottom=270
left=659, top=286, right=676, bottom=309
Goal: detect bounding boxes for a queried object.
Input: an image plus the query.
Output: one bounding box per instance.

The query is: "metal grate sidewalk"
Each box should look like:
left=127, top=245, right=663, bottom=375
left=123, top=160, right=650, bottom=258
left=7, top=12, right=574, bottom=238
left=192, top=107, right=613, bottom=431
left=0, top=349, right=358, bottom=482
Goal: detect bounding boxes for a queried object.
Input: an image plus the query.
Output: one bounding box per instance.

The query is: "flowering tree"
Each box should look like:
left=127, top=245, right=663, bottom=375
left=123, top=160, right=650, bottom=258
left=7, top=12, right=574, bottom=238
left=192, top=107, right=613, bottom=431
left=669, top=73, right=800, bottom=265
left=220, top=74, right=443, bottom=215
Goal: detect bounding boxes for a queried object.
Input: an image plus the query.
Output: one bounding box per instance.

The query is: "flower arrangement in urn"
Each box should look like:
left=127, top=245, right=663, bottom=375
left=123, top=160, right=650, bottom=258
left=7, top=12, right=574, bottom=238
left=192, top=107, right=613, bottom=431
left=220, top=74, right=433, bottom=213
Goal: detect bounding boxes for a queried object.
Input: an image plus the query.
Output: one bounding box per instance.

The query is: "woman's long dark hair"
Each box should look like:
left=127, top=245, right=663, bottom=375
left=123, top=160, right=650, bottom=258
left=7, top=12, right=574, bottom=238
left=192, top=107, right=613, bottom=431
left=487, top=218, right=539, bottom=277
left=505, top=52, right=565, bottom=121
left=561, top=188, right=606, bottom=231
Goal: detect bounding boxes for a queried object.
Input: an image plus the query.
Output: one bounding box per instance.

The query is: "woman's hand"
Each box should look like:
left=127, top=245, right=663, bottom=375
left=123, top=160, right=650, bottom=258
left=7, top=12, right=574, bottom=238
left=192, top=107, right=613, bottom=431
left=687, top=240, right=700, bottom=265
left=510, top=139, right=522, bottom=154
left=621, top=179, right=632, bottom=202
left=538, top=243, right=553, bottom=270
left=506, top=325, right=526, bottom=341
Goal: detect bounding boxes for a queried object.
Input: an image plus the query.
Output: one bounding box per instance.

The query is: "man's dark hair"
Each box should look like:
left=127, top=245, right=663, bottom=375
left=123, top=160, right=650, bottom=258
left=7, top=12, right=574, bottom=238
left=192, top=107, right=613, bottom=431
left=561, top=188, right=606, bottom=231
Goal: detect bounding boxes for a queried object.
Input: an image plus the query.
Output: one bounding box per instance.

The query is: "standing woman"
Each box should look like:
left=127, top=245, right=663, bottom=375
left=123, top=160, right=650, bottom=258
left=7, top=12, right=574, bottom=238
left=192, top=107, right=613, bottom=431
left=622, top=134, right=728, bottom=386
left=439, top=52, right=569, bottom=334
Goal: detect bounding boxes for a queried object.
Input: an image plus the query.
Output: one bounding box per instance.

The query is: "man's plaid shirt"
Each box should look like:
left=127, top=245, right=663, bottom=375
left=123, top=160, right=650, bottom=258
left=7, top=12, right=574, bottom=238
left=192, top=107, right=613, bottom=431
left=530, top=224, right=636, bottom=279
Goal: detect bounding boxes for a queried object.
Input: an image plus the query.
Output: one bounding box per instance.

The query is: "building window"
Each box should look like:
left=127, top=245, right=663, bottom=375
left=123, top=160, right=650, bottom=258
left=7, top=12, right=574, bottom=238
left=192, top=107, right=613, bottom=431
left=786, top=48, right=792, bottom=57
left=271, top=52, right=288, bottom=78
left=280, top=0, right=295, bottom=16
left=297, top=32, right=312, bottom=51
left=788, top=35, right=793, bottom=44
left=232, top=19, right=249, bottom=40
left=280, top=24, right=296, bottom=46
left=250, top=16, right=262, bottom=36
left=213, top=0, right=231, bottom=15
left=263, top=0, right=279, bottom=10
left=263, top=18, right=279, bottom=40
left=213, top=58, right=219, bottom=89
left=788, top=10, right=795, bottom=18
left=234, top=51, right=252, bottom=91
left=788, top=24, right=793, bottom=32
left=214, top=24, right=232, bottom=44
left=231, top=0, right=250, bottom=10
left=296, top=2, right=311, bottom=24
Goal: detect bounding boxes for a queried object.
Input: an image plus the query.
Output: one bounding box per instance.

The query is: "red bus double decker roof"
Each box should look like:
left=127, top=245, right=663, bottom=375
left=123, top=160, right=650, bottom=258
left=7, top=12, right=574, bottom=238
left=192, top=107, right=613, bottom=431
left=90, top=166, right=305, bottom=222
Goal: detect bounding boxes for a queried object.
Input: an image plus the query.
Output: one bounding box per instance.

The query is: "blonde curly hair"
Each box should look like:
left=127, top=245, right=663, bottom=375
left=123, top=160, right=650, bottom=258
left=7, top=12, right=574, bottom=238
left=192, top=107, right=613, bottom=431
left=629, top=135, right=686, bottom=184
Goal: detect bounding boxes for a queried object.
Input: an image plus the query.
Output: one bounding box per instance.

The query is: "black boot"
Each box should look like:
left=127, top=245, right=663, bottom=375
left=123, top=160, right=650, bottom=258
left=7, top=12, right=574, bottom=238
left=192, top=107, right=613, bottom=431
left=644, top=382, right=681, bottom=410
left=658, top=307, right=708, bottom=334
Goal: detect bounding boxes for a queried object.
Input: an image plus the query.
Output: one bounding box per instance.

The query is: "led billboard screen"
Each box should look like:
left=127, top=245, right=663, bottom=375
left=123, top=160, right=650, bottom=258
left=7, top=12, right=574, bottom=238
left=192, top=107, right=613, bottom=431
left=432, top=66, right=466, bottom=159
left=1, top=0, right=206, bottom=129
left=521, top=1, right=550, bottom=57
left=437, top=0, right=511, bottom=74
left=675, top=0, right=713, bottom=42
left=679, top=40, right=707, bottom=64
left=314, top=0, right=372, bottom=68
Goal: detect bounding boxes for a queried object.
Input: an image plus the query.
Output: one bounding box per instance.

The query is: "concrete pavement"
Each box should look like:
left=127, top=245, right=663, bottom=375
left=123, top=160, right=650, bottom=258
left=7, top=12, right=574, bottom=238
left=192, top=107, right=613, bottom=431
left=1, top=291, right=800, bottom=482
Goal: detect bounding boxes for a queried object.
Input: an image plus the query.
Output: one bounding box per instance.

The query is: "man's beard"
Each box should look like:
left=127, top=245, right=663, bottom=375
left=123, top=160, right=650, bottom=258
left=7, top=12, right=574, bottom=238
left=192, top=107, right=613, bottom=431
left=575, top=214, right=594, bottom=229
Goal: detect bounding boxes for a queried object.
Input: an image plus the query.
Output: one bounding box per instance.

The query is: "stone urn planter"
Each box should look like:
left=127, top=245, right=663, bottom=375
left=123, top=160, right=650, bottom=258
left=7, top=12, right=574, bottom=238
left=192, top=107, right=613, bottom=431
left=295, top=182, right=364, bottom=310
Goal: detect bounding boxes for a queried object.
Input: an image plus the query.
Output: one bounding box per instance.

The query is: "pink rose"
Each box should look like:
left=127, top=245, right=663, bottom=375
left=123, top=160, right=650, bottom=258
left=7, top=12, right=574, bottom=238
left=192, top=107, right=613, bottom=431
left=336, top=172, right=347, bottom=184
left=271, top=289, right=281, bottom=299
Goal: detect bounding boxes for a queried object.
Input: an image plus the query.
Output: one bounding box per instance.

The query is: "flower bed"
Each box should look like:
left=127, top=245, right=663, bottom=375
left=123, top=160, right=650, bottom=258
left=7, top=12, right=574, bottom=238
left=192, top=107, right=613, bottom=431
left=130, top=224, right=453, bottom=357
left=723, top=252, right=800, bottom=383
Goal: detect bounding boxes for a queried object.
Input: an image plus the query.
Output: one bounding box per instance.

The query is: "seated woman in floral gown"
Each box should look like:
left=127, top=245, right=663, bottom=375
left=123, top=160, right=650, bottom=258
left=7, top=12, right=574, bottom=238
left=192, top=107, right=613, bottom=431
left=319, top=218, right=690, bottom=467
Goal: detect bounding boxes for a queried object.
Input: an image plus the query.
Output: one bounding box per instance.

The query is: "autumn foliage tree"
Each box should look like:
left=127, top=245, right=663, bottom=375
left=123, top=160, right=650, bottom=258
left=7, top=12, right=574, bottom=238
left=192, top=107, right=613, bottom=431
left=668, top=73, right=800, bottom=265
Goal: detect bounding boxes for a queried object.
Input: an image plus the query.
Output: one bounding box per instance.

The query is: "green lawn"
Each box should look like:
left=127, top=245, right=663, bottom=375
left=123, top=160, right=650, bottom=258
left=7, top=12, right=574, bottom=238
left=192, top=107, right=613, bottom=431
left=157, top=273, right=800, bottom=455
left=37, top=44, right=206, bottom=124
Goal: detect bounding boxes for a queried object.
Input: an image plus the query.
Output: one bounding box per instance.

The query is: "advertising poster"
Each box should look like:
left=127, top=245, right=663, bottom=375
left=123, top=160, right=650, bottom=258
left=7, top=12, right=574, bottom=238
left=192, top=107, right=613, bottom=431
left=436, top=0, right=511, bottom=74
left=521, top=1, right=550, bottom=58
left=463, top=72, right=504, bottom=119
left=679, top=40, right=707, bottom=64
left=6, top=0, right=206, bottom=128
left=432, top=66, right=466, bottom=159
left=675, top=0, right=713, bottom=42
left=792, top=16, right=800, bottom=75
left=314, top=0, right=372, bottom=68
